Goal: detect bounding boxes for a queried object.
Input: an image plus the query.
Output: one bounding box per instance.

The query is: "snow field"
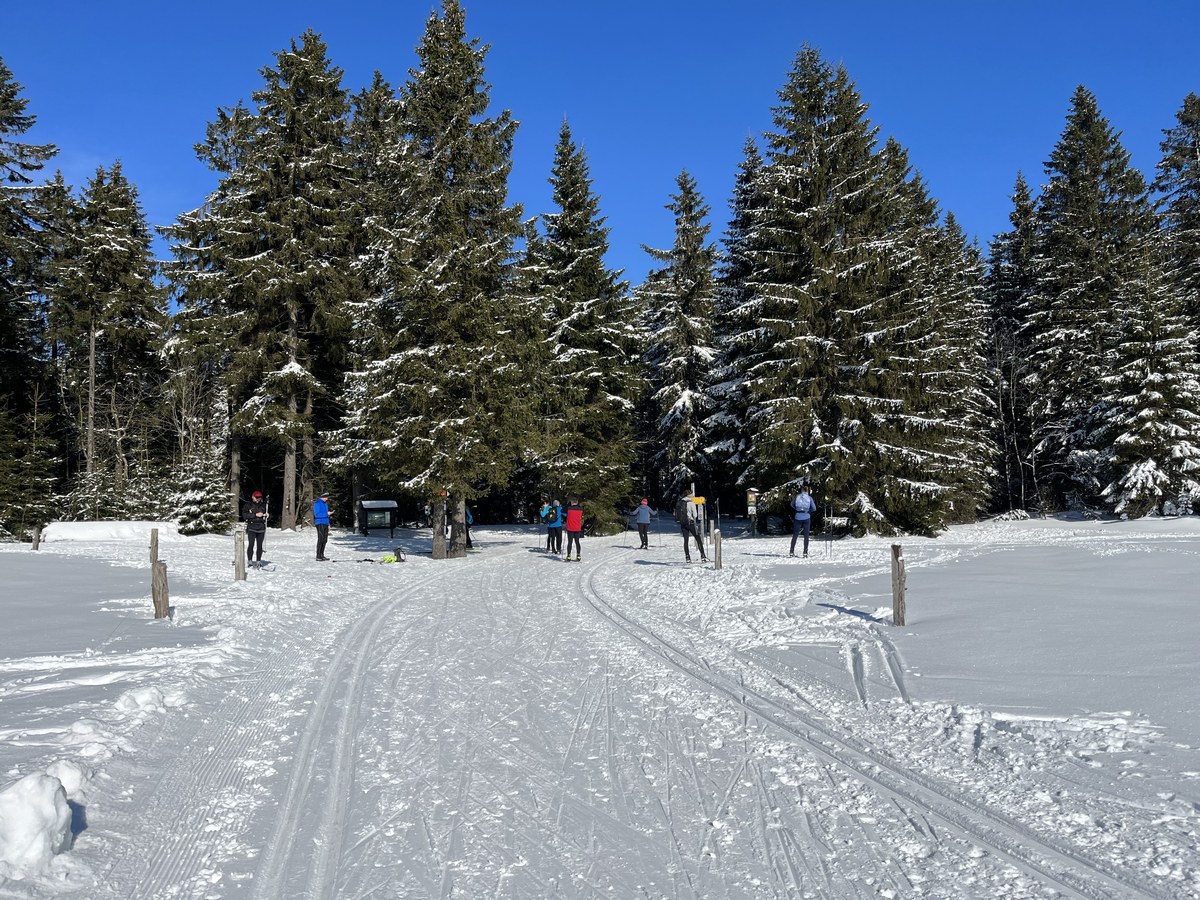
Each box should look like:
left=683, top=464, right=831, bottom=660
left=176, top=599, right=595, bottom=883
left=0, top=516, right=1197, bottom=897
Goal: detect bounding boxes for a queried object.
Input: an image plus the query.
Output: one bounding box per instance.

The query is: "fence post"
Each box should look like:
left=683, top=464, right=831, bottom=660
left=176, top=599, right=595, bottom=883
left=150, top=528, right=159, bottom=566
left=31, top=527, right=42, bottom=550
left=713, top=529, right=723, bottom=570
left=235, top=525, right=246, bottom=581
left=152, top=561, right=170, bottom=619
left=891, top=543, right=906, bottom=626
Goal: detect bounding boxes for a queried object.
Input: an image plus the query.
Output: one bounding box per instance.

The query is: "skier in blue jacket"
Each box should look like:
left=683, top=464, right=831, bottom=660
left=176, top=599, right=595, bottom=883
left=314, top=492, right=331, bottom=560
left=789, top=482, right=817, bottom=558
left=540, top=499, right=563, bottom=554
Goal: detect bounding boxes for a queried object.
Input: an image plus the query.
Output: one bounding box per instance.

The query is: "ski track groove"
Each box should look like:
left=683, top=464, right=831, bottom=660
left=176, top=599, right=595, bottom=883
left=249, top=566, right=444, bottom=900
left=97, top=644, right=313, bottom=898
left=578, top=556, right=1164, bottom=900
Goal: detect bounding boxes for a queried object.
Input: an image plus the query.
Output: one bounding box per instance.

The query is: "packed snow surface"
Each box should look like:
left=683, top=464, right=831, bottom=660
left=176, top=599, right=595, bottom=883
left=0, top=515, right=1197, bottom=897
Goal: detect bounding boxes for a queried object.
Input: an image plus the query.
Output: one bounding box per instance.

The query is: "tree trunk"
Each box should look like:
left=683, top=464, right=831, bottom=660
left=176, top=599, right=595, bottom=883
left=300, top=392, right=314, bottom=525
left=431, top=498, right=447, bottom=560
left=282, top=431, right=297, bottom=530
left=229, top=433, right=242, bottom=521
left=86, top=323, right=96, bottom=474
left=111, top=381, right=128, bottom=489
left=448, top=497, right=467, bottom=559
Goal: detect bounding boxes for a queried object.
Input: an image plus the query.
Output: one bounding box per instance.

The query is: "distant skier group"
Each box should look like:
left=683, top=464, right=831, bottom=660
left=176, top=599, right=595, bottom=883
left=239, top=488, right=333, bottom=567
left=236, top=478, right=822, bottom=570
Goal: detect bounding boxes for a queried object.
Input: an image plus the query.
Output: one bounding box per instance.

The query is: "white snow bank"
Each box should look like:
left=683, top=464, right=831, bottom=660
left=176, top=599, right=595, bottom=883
left=40, top=521, right=185, bottom=543
left=0, top=773, right=70, bottom=877
left=42, top=760, right=92, bottom=805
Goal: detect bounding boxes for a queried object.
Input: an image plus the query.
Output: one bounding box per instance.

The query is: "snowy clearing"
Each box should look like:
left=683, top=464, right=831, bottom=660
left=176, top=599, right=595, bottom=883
left=0, top=516, right=1198, bottom=898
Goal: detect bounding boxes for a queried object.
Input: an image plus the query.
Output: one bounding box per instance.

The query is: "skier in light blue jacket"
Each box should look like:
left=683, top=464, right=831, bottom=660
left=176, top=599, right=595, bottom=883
left=632, top=498, right=656, bottom=549
left=789, top=483, right=817, bottom=558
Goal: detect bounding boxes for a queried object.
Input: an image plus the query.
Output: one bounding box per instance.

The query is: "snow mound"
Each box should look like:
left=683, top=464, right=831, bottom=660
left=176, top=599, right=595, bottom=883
left=41, top=521, right=184, bottom=543
left=43, top=760, right=92, bottom=804
left=0, top=773, right=71, bottom=877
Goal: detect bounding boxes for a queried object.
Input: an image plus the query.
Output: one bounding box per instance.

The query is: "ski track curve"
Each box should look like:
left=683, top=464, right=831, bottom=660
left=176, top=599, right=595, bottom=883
left=576, top=554, right=1166, bottom=900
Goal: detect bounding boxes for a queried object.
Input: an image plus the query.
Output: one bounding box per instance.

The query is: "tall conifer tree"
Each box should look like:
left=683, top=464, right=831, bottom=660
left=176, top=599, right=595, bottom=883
left=1099, top=234, right=1200, bottom=515
left=342, top=0, right=534, bottom=555
left=705, top=138, right=765, bottom=510
left=638, top=170, right=718, bottom=501
left=166, top=33, right=356, bottom=527
left=985, top=174, right=1039, bottom=510
left=534, top=120, right=636, bottom=529
left=1155, top=93, right=1200, bottom=354
left=1023, top=87, right=1161, bottom=507
left=0, top=57, right=56, bottom=415
left=54, top=162, right=165, bottom=512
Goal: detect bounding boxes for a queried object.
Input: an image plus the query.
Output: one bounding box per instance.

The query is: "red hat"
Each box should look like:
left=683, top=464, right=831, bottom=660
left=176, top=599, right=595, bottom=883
left=252, top=490, right=263, bottom=498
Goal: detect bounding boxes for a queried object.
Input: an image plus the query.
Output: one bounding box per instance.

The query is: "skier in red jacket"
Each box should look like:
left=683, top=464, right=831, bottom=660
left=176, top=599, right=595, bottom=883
left=564, top=499, right=584, bottom=561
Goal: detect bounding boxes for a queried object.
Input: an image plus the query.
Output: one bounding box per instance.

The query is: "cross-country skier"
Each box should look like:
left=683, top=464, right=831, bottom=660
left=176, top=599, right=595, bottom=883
left=674, top=495, right=707, bottom=563
left=564, top=499, right=583, bottom=561
left=314, top=492, right=331, bottom=560
left=243, top=490, right=268, bottom=567
left=540, top=499, right=563, bottom=554
left=789, top=481, right=817, bottom=558
left=632, top=498, right=656, bottom=549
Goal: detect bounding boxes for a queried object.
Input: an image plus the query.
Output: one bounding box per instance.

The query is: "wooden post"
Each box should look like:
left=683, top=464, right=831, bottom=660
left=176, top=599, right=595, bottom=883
left=235, top=526, right=246, bottom=581
left=713, top=529, right=723, bottom=570
left=891, top=543, right=907, bottom=626
left=149, top=528, right=159, bottom=566
left=31, top=527, right=42, bottom=550
left=152, top=561, right=170, bottom=619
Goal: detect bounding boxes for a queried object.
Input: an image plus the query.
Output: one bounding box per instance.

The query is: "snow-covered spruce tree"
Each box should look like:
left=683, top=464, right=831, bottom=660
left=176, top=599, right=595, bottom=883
left=913, top=210, right=996, bottom=523
left=0, top=396, right=59, bottom=540
left=0, top=56, right=56, bottom=419
left=1022, top=86, right=1162, bottom=509
left=502, top=217, right=560, bottom=513
left=637, top=170, right=718, bottom=502
left=740, top=47, right=973, bottom=535
left=1155, top=92, right=1200, bottom=358
left=984, top=174, right=1040, bottom=512
left=315, top=73, right=403, bottom=510
left=172, top=444, right=234, bottom=535
left=1099, top=233, right=1200, bottom=516
left=739, top=47, right=887, bottom=529
left=704, top=137, right=766, bottom=514
left=120, top=458, right=173, bottom=520
left=342, top=0, right=536, bottom=555
left=166, top=33, right=357, bottom=529
left=840, top=139, right=990, bottom=534
left=530, top=119, right=637, bottom=531
left=53, top=162, right=167, bottom=513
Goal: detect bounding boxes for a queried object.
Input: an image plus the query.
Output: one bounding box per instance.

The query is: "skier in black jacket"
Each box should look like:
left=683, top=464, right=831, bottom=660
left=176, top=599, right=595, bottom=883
left=242, top=490, right=268, bottom=568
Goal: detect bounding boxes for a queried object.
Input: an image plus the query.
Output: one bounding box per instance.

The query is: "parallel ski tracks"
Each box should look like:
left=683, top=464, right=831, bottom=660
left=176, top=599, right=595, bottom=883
left=248, top=566, right=444, bottom=900
left=92, top=565, right=444, bottom=900
left=577, top=559, right=1163, bottom=900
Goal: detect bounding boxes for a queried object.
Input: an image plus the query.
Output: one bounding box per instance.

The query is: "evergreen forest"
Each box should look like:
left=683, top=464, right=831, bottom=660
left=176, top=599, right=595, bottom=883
left=2, top=1, right=1198, bottom=547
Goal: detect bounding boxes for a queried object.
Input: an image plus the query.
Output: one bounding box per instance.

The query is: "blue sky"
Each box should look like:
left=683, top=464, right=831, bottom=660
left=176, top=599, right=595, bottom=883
left=4, top=1, right=1198, bottom=282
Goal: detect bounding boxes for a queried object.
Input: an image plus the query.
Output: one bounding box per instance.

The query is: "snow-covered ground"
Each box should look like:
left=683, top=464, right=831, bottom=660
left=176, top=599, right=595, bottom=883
left=0, top=515, right=1197, bottom=898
